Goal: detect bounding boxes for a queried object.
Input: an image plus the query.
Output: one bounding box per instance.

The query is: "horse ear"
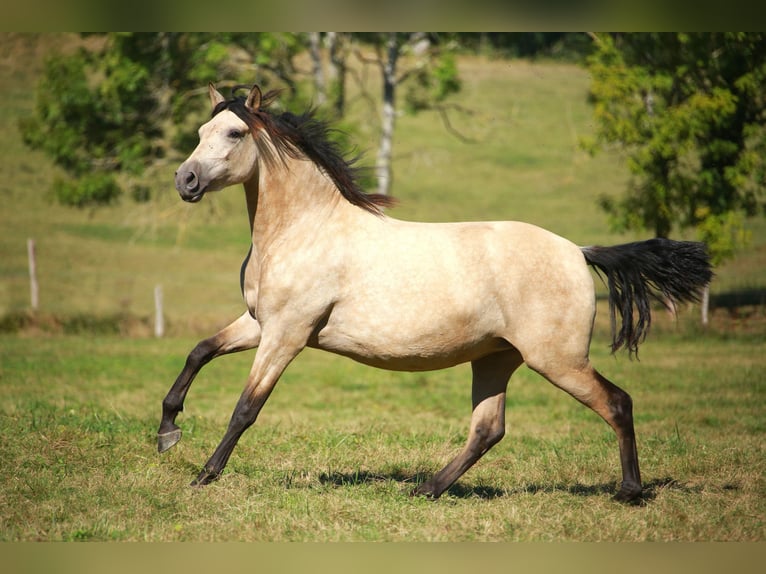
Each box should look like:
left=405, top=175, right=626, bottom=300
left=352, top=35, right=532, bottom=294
left=208, top=83, right=225, bottom=110
left=246, top=84, right=262, bottom=111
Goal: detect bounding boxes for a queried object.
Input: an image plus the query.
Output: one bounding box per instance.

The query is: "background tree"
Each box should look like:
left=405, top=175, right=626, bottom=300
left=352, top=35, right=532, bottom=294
left=19, top=32, right=305, bottom=208
left=22, top=33, right=592, bottom=208
left=307, top=32, right=351, bottom=118
left=308, top=32, right=327, bottom=107
left=354, top=32, right=462, bottom=197
left=583, top=33, right=766, bottom=319
left=326, top=32, right=351, bottom=118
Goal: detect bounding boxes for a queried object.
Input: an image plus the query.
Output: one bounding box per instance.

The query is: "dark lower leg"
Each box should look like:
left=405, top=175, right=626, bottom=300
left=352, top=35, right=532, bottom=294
left=158, top=313, right=261, bottom=453
left=535, top=365, right=643, bottom=503
left=158, top=339, right=217, bottom=451
left=614, top=436, right=642, bottom=502
left=412, top=423, right=503, bottom=498
left=590, top=371, right=643, bottom=502
left=192, top=396, right=258, bottom=485
left=604, top=378, right=642, bottom=501
left=412, top=351, right=518, bottom=499
left=191, top=340, right=296, bottom=486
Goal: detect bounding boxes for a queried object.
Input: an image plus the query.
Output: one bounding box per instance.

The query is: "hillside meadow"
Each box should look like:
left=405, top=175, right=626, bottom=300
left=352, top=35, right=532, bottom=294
left=0, top=34, right=764, bottom=542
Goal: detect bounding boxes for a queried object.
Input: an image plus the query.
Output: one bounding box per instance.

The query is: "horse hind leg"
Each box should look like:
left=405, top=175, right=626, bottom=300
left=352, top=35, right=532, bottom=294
left=529, top=360, right=643, bottom=503
left=158, top=311, right=261, bottom=453
left=412, top=348, right=523, bottom=499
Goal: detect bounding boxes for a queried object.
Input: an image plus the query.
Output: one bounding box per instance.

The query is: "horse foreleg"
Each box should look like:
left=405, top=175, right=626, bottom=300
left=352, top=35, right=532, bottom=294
left=192, top=334, right=303, bottom=486
left=412, top=349, right=522, bottom=499
left=158, top=311, right=261, bottom=453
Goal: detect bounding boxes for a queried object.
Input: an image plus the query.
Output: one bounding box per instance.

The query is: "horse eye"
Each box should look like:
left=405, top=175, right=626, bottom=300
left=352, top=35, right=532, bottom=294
left=228, top=129, right=245, bottom=140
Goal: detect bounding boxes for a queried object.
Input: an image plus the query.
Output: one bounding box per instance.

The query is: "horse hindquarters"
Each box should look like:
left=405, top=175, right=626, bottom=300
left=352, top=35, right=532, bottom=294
left=521, top=238, right=711, bottom=503
left=496, top=237, right=646, bottom=501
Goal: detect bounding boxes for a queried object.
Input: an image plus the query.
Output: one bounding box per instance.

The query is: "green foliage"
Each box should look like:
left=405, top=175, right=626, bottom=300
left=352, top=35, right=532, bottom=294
left=53, top=173, right=121, bottom=208
left=19, top=33, right=307, bottom=209
left=19, top=52, right=99, bottom=175
left=404, top=50, right=462, bottom=114
left=695, top=209, right=752, bottom=266
left=250, top=32, right=304, bottom=70
left=584, top=33, right=766, bottom=262
left=432, top=52, right=461, bottom=101
left=450, top=32, right=594, bottom=62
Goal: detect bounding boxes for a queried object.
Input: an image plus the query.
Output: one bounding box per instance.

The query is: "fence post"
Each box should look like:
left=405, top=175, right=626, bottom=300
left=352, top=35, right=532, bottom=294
left=28, top=238, right=39, bottom=311
left=701, top=284, right=710, bottom=327
left=154, top=284, right=164, bottom=338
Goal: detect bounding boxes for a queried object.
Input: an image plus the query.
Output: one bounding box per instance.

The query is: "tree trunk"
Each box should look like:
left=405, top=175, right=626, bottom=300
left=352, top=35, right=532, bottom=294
left=308, top=32, right=326, bottom=106
left=376, top=33, right=398, bottom=197
left=327, top=32, right=347, bottom=117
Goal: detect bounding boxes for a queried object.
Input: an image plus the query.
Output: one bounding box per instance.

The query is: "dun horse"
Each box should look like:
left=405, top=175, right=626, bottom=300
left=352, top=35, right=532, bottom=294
left=158, top=83, right=712, bottom=503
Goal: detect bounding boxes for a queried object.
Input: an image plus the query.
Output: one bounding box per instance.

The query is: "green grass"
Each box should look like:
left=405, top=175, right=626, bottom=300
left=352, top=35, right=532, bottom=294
left=0, top=333, right=763, bottom=541
left=1, top=34, right=764, bottom=542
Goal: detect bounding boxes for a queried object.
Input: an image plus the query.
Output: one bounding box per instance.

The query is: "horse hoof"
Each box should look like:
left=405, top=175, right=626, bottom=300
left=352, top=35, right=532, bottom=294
left=191, top=467, right=220, bottom=487
left=613, top=485, right=644, bottom=505
left=157, top=428, right=182, bottom=453
left=410, top=483, right=439, bottom=500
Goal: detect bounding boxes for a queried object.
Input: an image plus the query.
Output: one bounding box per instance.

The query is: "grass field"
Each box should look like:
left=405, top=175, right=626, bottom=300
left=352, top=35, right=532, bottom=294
left=1, top=34, right=764, bottom=542
left=0, top=333, right=763, bottom=541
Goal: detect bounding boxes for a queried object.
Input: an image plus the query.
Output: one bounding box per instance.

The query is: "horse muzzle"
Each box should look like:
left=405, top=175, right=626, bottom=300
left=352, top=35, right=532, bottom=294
left=175, top=161, right=206, bottom=203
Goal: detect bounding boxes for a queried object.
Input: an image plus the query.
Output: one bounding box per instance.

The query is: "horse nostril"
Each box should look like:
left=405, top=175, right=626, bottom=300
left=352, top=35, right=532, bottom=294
left=185, top=171, right=198, bottom=190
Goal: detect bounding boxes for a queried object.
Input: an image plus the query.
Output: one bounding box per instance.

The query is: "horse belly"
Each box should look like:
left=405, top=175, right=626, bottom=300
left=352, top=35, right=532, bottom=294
left=312, top=302, right=510, bottom=371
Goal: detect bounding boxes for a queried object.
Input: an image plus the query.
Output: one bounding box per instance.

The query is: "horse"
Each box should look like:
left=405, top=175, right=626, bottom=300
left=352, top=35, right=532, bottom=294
left=158, top=83, right=712, bottom=503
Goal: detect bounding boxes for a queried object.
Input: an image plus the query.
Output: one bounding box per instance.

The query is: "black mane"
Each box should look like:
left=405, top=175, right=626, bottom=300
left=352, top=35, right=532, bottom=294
left=213, top=86, right=393, bottom=215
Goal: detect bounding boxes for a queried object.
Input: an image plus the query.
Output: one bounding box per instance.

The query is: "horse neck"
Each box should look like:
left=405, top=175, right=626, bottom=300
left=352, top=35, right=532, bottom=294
left=243, top=156, right=347, bottom=251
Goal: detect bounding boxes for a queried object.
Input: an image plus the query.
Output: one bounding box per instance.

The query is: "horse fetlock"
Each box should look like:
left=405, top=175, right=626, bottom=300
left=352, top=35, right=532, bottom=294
left=411, top=481, right=442, bottom=500
left=613, top=482, right=644, bottom=504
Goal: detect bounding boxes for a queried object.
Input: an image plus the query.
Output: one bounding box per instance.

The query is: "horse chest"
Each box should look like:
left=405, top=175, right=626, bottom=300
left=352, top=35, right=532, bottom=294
left=241, top=253, right=260, bottom=316
left=241, top=250, right=333, bottom=323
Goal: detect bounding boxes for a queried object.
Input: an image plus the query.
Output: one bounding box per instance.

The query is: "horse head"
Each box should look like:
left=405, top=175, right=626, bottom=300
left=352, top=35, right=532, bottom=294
left=175, top=83, right=263, bottom=202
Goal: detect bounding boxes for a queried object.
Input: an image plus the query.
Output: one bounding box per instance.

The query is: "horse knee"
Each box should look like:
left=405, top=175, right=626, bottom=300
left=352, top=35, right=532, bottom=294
left=188, top=339, right=217, bottom=369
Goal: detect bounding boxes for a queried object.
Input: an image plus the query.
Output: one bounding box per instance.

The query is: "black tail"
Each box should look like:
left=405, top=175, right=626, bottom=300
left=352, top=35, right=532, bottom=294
left=581, top=238, right=713, bottom=356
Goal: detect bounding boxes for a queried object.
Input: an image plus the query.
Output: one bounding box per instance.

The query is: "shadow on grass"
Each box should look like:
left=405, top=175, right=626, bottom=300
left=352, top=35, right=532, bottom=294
left=317, top=471, right=702, bottom=503
left=502, top=476, right=702, bottom=504
left=318, top=469, right=428, bottom=490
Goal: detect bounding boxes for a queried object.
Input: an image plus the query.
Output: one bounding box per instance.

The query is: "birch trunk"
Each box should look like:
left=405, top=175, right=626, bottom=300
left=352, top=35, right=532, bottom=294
left=308, top=32, right=326, bottom=106
left=376, top=33, right=398, bottom=197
